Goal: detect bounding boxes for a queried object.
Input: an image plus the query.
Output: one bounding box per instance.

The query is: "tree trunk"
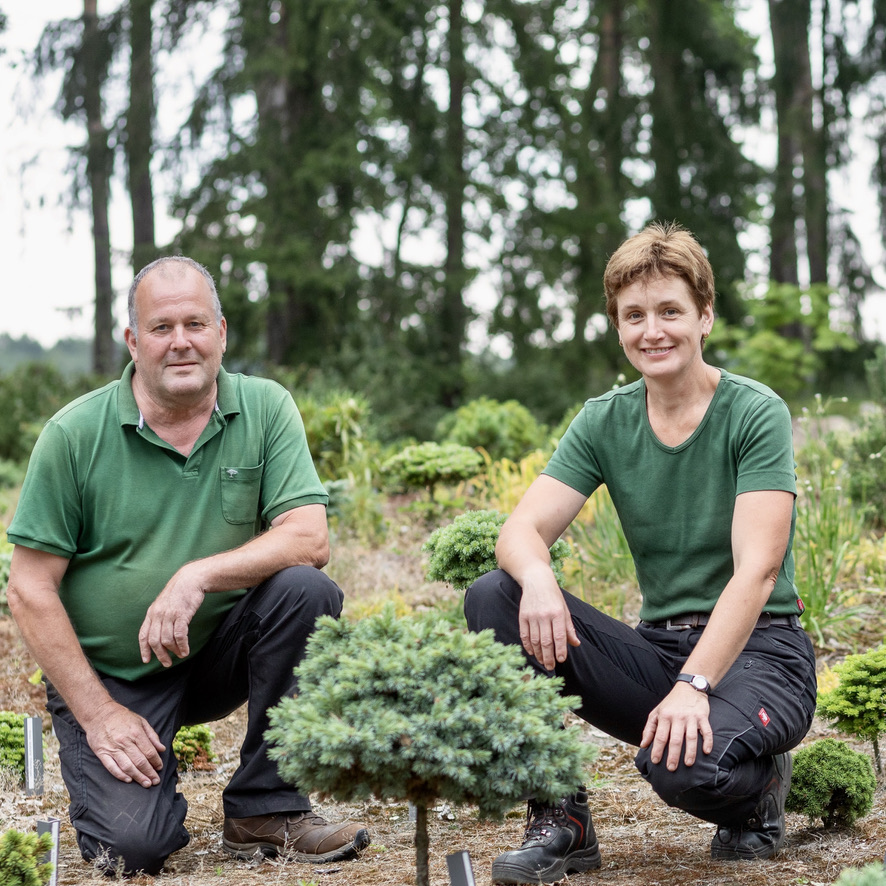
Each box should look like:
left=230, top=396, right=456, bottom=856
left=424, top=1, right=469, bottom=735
left=768, top=0, right=811, bottom=286
left=440, top=0, right=467, bottom=407
left=414, top=800, right=430, bottom=886
left=127, top=0, right=156, bottom=274
left=84, top=0, right=116, bottom=373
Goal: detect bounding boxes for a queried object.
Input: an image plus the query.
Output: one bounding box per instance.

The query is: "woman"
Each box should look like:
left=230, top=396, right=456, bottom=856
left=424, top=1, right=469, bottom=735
left=465, top=222, right=817, bottom=885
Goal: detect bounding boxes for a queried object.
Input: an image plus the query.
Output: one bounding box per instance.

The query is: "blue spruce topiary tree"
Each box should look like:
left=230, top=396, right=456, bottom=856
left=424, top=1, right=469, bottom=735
left=265, top=607, right=595, bottom=886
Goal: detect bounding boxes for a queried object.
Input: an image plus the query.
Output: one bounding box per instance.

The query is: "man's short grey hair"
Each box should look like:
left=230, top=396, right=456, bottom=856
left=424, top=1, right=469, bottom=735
left=127, top=256, right=223, bottom=334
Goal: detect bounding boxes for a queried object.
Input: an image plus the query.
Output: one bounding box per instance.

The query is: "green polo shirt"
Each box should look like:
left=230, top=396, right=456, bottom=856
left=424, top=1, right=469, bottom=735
left=7, top=363, right=328, bottom=680
left=544, top=369, right=801, bottom=622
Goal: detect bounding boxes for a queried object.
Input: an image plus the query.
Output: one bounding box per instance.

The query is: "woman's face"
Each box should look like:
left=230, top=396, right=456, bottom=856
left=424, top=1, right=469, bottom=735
left=615, top=275, right=713, bottom=382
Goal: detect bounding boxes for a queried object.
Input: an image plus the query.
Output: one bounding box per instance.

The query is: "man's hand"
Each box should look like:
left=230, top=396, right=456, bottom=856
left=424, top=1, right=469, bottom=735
left=518, top=572, right=581, bottom=670
left=138, top=565, right=206, bottom=667
left=84, top=700, right=165, bottom=788
left=640, top=682, right=714, bottom=770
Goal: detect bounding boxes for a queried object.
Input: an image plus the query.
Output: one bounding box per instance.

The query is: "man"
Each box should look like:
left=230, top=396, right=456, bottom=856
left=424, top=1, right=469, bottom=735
left=6, top=256, right=370, bottom=876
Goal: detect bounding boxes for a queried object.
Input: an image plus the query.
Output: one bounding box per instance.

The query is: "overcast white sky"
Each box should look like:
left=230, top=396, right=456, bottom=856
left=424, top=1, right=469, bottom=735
left=2, top=1, right=885, bottom=350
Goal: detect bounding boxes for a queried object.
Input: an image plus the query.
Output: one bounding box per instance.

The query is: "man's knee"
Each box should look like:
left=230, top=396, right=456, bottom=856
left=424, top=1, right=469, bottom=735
left=266, top=565, right=344, bottom=618
left=77, top=820, right=188, bottom=876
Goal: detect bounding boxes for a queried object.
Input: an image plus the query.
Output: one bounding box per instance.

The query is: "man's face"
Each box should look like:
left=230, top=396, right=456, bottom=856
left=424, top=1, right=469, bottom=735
left=124, top=266, right=227, bottom=410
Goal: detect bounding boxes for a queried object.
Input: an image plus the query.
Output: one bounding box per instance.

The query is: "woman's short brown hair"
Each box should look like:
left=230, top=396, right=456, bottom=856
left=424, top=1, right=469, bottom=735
left=603, top=221, right=715, bottom=326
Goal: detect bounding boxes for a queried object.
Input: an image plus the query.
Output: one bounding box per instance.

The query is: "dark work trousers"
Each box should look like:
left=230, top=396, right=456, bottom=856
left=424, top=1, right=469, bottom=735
left=464, top=570, right=817, bottom=828
left=45, top=565, right=344, bottom=875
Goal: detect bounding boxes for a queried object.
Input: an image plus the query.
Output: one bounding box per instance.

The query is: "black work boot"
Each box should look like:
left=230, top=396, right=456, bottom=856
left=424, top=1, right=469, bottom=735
left=711, top=752, right=792, bottom=861
left=491, top=788, right=601, bottom=884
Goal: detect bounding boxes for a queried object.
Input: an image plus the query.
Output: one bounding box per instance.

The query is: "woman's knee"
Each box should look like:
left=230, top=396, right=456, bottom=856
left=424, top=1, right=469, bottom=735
left=464, top=569, right=520, bottom=633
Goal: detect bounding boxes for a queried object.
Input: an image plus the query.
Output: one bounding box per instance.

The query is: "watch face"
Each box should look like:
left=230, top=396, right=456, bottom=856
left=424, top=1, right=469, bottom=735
left=691, top=675, right=709, bottom=692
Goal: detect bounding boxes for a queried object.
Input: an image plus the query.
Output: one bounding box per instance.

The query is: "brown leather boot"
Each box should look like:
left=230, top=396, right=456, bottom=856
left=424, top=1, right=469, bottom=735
left=223, top=811, right=370, bottom=862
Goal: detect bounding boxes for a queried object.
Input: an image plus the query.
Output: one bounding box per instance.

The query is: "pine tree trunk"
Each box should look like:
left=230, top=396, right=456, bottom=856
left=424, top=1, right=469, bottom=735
left=83, top=0, right=116, bottom=374
left=414, top=801, right=430, bottom=886
left=128, top=0, right=156, bottom=274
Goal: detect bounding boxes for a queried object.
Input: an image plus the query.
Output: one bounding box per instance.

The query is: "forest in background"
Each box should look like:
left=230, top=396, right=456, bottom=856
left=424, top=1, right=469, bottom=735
left=3, top=1, right=886, bottom=439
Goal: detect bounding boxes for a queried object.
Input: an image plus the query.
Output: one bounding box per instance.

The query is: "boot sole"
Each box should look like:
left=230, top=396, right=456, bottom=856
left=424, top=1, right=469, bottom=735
left=222, top=828, right=370, bottom=863
left=492, top=845, right=602, bottom=884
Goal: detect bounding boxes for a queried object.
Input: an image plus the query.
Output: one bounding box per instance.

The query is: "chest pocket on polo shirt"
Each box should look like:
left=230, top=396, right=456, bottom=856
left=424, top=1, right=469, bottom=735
left=220, top=463, right=264, bottom=523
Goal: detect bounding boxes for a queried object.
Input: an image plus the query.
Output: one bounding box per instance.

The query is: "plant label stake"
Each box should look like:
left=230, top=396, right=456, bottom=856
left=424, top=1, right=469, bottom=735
left=24, top=716, right=43, bottom=796
left=446, top=850, right=477, bottom=886
left=37, top=818, right=60, bottom=886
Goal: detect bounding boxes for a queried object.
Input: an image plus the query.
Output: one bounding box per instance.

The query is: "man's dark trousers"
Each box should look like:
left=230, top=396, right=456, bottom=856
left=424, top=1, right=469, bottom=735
left=464, top=569, right=816, bottom=827
left=46, top=566, right=343, bottom=875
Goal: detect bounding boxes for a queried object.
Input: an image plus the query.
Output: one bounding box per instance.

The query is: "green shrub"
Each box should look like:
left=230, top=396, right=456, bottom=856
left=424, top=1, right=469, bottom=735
left=423, top=509, right=570, bottom=591
left=0, top=829, right=54, bottom=886
left=381, top=442, right=484, bottom=498
left=817, top=644, right=886, bottom=775
left=173, top=724, right=216, bottom=771
left=0, top=713, right=26, bottom=782
left=846, top=406, right=886, bottom=530
left=436, top=397, right=547, bottom=462
left=297, top=389, right=375, bottom=481
left=786, top=739, right=876, bottom=828
left=834, top=863, right=886, bottom=886
left=0, top=545, right=12, bottom=616
left=266, top=607, right=595, bottom=886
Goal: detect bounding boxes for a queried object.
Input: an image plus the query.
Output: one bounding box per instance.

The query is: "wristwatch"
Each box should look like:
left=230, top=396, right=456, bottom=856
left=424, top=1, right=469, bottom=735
left=675, top=673, right=711, bottom=694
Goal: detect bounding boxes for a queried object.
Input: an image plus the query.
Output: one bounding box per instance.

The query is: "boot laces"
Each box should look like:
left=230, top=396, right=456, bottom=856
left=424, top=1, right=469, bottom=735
left=523, top=799, right=567, bottom=842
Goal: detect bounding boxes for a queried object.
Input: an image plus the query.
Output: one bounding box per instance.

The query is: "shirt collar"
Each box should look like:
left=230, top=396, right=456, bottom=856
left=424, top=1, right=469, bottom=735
left=116, top=362, right=240, bottom=427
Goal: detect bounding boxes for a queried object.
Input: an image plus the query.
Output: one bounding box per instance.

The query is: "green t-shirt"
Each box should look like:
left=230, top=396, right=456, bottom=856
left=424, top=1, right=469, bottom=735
left=7, top=363, right=328, bottom=680
left=543, top=369, right=800, bottom=622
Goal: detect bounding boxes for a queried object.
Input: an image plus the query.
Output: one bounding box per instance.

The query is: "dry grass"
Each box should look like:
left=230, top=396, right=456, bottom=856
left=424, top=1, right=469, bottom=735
left=2, top=512, right=885, bottom=885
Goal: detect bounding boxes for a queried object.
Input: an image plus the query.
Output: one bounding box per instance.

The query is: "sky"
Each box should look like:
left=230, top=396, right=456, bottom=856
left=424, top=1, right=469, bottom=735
left=2, top=2, right=886, bottom=351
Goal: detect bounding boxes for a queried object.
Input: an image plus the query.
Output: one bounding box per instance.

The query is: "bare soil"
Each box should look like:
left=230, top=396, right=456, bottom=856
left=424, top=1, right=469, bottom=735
left=1, top=532, right=884, bottom=886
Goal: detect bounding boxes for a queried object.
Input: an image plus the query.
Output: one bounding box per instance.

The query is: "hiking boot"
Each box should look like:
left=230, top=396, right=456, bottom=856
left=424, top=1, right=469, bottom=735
left=711, top=752, right=792, bottom=861
left=222, top=811, right=370, bottom=862
left=491, top=788, right=601, bottom=884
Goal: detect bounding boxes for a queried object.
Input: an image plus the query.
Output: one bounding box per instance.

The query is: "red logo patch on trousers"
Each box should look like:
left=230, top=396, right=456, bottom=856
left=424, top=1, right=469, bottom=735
left=758, top=707, right=771, bottom=726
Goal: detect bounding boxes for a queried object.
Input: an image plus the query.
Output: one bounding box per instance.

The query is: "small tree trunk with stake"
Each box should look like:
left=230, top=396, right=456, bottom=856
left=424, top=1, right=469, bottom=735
left=874, top=736, right=882, bottom=777
left=414, top=800, right=430, bottom=886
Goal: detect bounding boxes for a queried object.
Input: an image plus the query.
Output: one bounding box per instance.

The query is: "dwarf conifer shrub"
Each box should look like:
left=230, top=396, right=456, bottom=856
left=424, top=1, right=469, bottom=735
left=436, top=397, right=546, bottom=462
left=0, top=713, right=26, bottom=783
left=786, top=739, right=876, bottom=828
left=173, top=724, right=216, bottom=771
left=381, top=442, right=484, bottom=498
left=266, top=608, right=595, bottom=886
left=0, top=829, right=54, bottom=886
left=423, top=509, right=570, bottom=591
left=817, top=644, right=886, bottom=775
left=834, top=863, right=886, bottom=886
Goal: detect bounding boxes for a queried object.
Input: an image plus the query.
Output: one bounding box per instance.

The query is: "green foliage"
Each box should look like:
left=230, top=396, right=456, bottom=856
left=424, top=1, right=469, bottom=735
left=845, top=406, right=886, bottom=529
left=566, top=488, right=635, bottom=588
left=0, top=830, right=54, bottom=886
left=0, top=543, right=12, bottom=616
left=785, top=739, right=876, bottom=828
left=381, top=443, right=484, bottom=497
left=817, top=645, right=886, bottom=774
left=793, top=398, right=869, bottom=644
left=173, top=724, right=216, bottom=771
left=834, top=863, right=886, bottom=886
left=707, top=283, right=857, bottom=397
left=423, top=509, right=570, bottom=591
left=0, top=363, right=104, bottom=464
left=0, top=713, right=26, bottom=782
left=266, top=607, right=595, bottom=817
left=297, top=389, right=375, bottom=482
left=436, top=397, right=547, bottom=463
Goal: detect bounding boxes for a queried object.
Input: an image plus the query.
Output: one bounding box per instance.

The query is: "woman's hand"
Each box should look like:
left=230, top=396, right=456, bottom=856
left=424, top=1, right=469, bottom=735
left=640, top=682, right=714, bottom=769
left=518, top=571, right=580, bottom=670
